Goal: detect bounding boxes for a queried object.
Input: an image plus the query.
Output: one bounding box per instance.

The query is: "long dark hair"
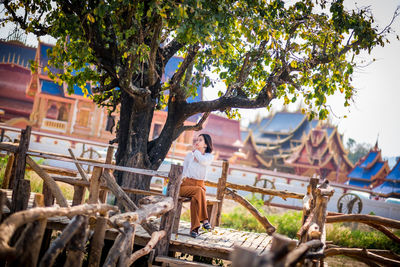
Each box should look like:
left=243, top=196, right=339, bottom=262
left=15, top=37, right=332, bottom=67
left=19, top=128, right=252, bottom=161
left=200, top=133, right=213, bottom=153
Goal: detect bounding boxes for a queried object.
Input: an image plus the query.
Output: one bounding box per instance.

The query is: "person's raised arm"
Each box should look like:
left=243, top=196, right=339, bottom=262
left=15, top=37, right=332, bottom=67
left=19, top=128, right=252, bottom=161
left=193, top=150, right=214, bottom=166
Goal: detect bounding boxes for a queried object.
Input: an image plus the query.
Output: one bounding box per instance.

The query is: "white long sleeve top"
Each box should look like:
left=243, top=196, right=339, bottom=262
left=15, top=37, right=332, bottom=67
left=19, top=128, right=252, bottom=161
left=182, top=150, right=214, bottom=181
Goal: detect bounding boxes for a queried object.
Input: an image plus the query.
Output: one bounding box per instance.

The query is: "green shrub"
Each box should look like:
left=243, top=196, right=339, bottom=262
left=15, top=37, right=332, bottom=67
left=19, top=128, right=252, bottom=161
left=326, top=223, right=400, bottom=254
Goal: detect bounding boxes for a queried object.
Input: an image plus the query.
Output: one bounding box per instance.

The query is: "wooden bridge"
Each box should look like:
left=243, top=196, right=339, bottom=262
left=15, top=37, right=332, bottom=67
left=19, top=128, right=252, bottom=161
left=1, top=126, right=400, bottom=267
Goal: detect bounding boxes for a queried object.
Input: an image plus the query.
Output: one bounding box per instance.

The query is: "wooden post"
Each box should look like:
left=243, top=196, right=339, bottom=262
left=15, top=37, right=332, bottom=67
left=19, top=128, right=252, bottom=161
left=11, top=194, right=47, bottom=267
left=10, top=126, right=31, bottom=189
left=0, top=129, right=4, bottom=142
left=42, top=183, right=55, bottom=207
left=88, top=167, right=103, bottom=204
left=11, top=179, right=30, bottom=214
left=1, top=153, right=15, bottom=189
left=215, top=160, right=228, bottom=226
left=0, top=190, right=6, bottom=222
left=72, top=185, right=85, bottom=206
left=99, top=146, right=114, bottom=203
left=88, top=216, right=108, bottom=267
left=65, top=215, right=89, bottom=267
left=156, top=164, right=183, bottom=256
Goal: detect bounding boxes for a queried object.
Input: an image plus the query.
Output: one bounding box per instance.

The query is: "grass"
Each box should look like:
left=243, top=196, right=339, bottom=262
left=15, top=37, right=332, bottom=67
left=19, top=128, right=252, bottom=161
left=183, top=195, right=400, bottom=255
left=0, top=155, right=77, bottom=200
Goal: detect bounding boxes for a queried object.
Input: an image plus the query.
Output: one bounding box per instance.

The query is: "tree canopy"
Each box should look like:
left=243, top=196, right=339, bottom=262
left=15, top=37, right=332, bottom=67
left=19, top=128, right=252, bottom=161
left=2, top=0, right=397, bottom=197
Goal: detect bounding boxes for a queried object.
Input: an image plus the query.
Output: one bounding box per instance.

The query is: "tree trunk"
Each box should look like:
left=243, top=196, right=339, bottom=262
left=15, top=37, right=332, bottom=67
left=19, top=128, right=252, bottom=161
left=115, top=91, right=157, bottom=204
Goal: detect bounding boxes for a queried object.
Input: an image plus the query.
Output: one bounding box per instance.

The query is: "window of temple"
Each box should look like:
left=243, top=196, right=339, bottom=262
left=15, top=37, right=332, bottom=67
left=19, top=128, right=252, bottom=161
left=46, top=104, right=58, bottom=120
left=76, top=108, right=91, bottom=127
left=57, top=104, right=69, bottom=121
left=152, top=123, right=162, bottom=139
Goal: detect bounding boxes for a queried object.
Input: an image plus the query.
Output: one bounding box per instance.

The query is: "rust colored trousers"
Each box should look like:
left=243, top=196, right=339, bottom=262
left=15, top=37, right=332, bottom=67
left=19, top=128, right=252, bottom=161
left=179, top=178, right=208, bottom=232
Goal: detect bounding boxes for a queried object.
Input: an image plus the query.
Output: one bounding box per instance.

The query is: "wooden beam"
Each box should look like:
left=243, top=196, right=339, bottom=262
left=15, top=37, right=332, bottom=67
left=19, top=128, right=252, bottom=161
left=88, top=216, right=107, bottom=267
left=88, top=167, right=103, bottom=204
left=157, top=164, right=183, bottom=256
left=26, top=156, right=69, bottom=208
left=215, top=160, right=228, bottom=226
left=224, top=188, right=276, bottom=235
left=68, top=148, right=89, bottom=182
left=205, top=180, right=304, bottom=200
left=326, top=214, right=400, bottom=229
left=10, top=126, right=31, bottom=189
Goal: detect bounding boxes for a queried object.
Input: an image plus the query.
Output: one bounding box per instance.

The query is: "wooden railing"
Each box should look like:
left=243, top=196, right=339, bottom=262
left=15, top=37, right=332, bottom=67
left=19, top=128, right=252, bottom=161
left=0, top=126, right=182, bottom=266
left=1, top=126, right=399, bottom=266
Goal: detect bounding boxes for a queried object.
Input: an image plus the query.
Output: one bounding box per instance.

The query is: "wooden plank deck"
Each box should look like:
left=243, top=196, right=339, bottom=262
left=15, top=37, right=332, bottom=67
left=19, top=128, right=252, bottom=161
left=2, top=190, right=274, bottom=260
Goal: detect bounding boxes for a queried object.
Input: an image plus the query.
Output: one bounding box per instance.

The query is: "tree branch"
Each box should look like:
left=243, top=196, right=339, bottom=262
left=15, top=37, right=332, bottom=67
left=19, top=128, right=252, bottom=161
left=161, top=39, right=184, bottom=63
left=172, top=112, right=210, bottom=140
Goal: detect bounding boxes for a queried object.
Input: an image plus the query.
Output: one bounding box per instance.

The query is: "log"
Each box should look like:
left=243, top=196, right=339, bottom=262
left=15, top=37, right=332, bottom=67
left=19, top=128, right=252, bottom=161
left=64, top=215, right=89, bottom=267
left=88, top=167, right=103, bottom=204
left=10, top=126, right=31, bottom=189
left=128, top=230, right=166, bottom=265
left=205, top=180, right=304, bottom=200
left=99, top=146, right=115, bottom=203
left=68, top=148, right=89, bottom=182
left=2, top=153, right=14, bottom=189
left=285, top=239, right=323, bottom=266
left=26, top=164, right=78, bottom=176
left=42, top=182, right=55, bottom=207
left=0, top=190, right=6, bottom=222
left=326, top=214, right=400, bottom=229
left=224, top=188, right=276, bottom=235
left=72, top=185, right=86, bottom=206
left=365, top=222, right=400, bottom=244
left=157, top=164, right=183, bottom=256
left=0, top=204, right=118, bottom=258
left=103, top=222, right=133, bottom=267
left=215, top=160, right=228, bottom=226
left=324, top=247, right=400, bottom=266
left=26, top=156, right=69, bottom=208
left=88, top=216, right=107, bottom=267
left=11, top=194, right=47, bottom=267
left=117, top=223, right=135, bottom=267
left=39, top=215, right=87, bottom=267
left=52, top=175, right=163, bottom=196
left=0, top=142, right=18, bottom=153
left=11, top=178, right=30, bottom=213
left=101, top=171, right=138, bottom=211
left=110, top=196, right=174, bottom=226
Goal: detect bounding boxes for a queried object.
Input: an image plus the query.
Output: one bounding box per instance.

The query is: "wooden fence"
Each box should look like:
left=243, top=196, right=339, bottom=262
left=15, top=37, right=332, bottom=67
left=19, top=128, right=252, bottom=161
left=0, top=126, right=399, bottom=266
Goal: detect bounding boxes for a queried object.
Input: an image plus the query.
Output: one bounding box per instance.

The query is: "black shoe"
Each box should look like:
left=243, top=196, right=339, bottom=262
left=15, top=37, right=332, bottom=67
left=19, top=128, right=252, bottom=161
left=190, top=230, right=199, bottom=238
left=203, top=222, right=212, bottom=230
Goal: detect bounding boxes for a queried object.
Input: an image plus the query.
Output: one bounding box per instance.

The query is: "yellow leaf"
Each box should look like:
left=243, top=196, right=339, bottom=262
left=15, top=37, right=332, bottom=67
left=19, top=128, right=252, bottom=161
left=87, top=13, right=95, bottom=23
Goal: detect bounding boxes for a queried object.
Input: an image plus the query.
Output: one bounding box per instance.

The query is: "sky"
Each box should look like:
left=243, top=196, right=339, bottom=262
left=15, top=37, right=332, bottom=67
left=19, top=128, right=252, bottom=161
left=1, top=0, right=400, bottom=158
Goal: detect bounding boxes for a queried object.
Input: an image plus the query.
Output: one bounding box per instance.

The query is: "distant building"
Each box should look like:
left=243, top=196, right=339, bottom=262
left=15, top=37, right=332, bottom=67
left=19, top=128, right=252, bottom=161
left=372, top=157, right=400, bottom=198
left=198, top=113, right=242, bottom=161
left=285, top=126, right=353, bottom=183
left=238, top=111, right=321, bottom=172
left=346, top=143, right=390, bottom=189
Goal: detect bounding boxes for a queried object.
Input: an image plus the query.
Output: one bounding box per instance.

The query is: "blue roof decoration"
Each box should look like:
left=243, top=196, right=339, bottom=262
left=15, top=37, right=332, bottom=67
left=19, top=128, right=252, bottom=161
left=39, top=43, right=63, bottom=75
left=347, top=179, right=372, bottom=188
left=0, top=41, right=36, bottom=68
left=360, top=151, right=378, bottom=168
left=372, top=181, right=400, bottom=195
left=262, top=112, right=305, bottom=133
left=348, top=162, right=385, bottom=180
left=40, top=79, right=64, bottom=96
left=387, top=158, right=400, bottom=181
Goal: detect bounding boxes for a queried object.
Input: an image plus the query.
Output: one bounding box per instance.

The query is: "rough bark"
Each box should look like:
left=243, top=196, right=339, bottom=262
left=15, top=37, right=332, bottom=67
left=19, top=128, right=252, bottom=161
left=64, top=215, right=89, bottom=267
left=88, top=216, right=107, bottom=267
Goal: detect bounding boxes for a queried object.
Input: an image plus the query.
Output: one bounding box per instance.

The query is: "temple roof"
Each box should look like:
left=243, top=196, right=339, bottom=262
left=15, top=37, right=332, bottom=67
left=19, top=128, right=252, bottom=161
left=386, top=157, right=400, bottom=181
left=260, top=112, right=306, bottom=134
left=0, top=41, right=36, bottom=69
left=346, top=143, right=390, bottom=189
left=347, top=179, right=372, bottom=188
left=348, top=162, right=386, bottom=180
